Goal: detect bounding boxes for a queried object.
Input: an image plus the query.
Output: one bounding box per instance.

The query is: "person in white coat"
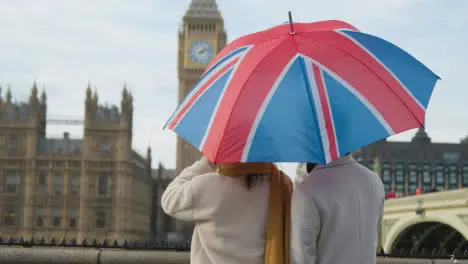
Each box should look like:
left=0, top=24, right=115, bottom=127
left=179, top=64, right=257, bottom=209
left=161, top=156, right=293, bottom=264
left=291, top=154, right=385, bottom=264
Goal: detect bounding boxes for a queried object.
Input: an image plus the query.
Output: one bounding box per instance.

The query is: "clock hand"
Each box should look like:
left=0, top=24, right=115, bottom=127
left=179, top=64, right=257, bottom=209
left=197, top=49, right=206, bottom=58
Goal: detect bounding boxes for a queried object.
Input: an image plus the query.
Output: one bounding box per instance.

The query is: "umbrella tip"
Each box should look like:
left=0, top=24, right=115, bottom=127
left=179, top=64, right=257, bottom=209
left=288, top=10, right=295, bottom=34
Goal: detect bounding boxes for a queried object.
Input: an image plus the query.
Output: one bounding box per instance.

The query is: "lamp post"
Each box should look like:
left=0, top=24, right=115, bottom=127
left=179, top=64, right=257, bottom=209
left=415, top=199, right=424, bottom=216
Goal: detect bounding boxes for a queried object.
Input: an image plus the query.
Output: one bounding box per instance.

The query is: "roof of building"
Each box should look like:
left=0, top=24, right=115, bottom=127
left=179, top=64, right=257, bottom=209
left=354, top=128, right=468, bottom=166
left=184, top=0, right=221, bottom=19
left=36, top=133, right=148, bottom=164
left=37, top=137, right=83, bottom=153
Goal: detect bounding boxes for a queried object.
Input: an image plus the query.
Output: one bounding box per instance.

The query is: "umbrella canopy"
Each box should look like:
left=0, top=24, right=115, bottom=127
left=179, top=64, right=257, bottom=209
left=165, top=19, right=439, bottom=164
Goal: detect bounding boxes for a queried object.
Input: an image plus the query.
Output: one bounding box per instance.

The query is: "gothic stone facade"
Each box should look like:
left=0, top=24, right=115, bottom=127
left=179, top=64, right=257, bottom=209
left=0, top=84, right=155, bottom=242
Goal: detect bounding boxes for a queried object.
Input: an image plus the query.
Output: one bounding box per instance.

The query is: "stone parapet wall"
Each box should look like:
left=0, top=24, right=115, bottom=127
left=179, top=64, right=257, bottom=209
left=0, top=248, right=465, bottom=264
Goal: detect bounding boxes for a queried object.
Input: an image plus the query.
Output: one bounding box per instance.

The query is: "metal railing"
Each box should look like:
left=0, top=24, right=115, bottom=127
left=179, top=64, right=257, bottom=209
left=0, top=237, right=191, bottom=251
left=377, top=247, right=468, bottom=260
left=0, top=237, right=467, bottom=263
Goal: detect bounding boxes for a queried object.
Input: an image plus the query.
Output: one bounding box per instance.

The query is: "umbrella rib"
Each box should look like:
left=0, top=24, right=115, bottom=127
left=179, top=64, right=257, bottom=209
left=211, top=38, right=289, bottom=163
left=289, top=33, right=328, bottom=164
left=297, top=57, right=328, bottom=164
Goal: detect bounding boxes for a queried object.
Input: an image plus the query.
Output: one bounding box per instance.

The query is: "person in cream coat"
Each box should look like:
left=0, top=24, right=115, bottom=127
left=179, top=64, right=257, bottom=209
left=291, top=155, right=385, bottom=264
left=161, top=156, right=293, bottom=264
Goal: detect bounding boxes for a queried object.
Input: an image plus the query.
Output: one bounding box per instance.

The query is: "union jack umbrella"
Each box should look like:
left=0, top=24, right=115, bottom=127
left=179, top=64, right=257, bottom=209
left=165, top=13, right=440, bottom=165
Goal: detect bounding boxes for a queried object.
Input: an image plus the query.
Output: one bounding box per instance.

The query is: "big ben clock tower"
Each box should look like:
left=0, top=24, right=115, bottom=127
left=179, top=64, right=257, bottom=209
left=173, top=0, right=227, bottom=239
left=176, top=0, right=227, bottom=175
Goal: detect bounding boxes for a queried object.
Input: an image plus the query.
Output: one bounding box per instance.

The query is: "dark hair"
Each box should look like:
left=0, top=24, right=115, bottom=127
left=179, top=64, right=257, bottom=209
left=307, top=154, right=352, bottom=173
left=245, top=174, right=266, bottom=190
left=306, top=163, right=317, bottom=173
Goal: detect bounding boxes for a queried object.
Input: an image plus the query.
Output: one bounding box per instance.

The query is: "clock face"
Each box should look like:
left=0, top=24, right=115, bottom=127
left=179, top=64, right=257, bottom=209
left=189, top=40, right=214, bottom=65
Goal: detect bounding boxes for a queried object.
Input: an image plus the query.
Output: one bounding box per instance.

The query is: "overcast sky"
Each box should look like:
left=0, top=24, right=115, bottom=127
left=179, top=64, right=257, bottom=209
left=1, top=0, right=466, bottom=176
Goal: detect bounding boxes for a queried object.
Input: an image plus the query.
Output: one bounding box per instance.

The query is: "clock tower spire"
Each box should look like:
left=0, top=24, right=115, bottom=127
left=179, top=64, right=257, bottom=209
left=176, top=0, right=227, bottom=172
left=185, top=0, right=222, bottom=19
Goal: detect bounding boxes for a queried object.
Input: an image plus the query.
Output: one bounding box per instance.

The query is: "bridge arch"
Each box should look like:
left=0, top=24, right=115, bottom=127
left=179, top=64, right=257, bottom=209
left=384, top=216, right=468, bottom=254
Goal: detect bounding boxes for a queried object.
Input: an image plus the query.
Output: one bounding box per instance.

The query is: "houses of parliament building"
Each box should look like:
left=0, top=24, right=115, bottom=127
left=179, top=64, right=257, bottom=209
left=0, top=83, right=159, bottom=242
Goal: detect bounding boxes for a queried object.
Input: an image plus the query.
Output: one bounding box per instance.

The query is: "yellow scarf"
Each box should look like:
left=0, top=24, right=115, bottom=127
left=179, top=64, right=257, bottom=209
left=217, top=163, right=292, bottom=264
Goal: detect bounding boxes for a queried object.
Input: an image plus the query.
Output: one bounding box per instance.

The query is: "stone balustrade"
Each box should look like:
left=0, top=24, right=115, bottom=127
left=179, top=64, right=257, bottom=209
left=0, top=248, right=466, bottom=264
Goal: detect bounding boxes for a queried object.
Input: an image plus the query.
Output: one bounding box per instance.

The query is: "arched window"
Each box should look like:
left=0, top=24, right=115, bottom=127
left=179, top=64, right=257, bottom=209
left=391, top=222, right=468, bottom=255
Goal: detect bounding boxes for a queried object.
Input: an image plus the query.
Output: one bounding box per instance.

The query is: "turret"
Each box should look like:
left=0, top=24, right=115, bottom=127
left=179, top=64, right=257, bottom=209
left=29, top=82, right=38, bottom=104
left=146, top=145, right=152, bottom=161
left=147, top=145, right=152, bottom=179
left=39, top=87, right=47, bottom=136
left=40, top=87, right=47, bottom=118
left=84, top=83, right=95, bottom=121
left=40, top=88, right=46, bottom=105
left=120, top=83, right=133, bottom=131
left=92, top=89, right=98, bottom=105
left=31, top=81, right=38, bottom=97
left=28, top=82, right=40, bottom=121
left=122, top=83, right=128, bottom=101
left=157, top=162, right=163, bottom=181
left=6, top=86, right=12, bottom=104
left=86, top=83, right=92, bottom=102
left=412, top=127, right=431, bottom=144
